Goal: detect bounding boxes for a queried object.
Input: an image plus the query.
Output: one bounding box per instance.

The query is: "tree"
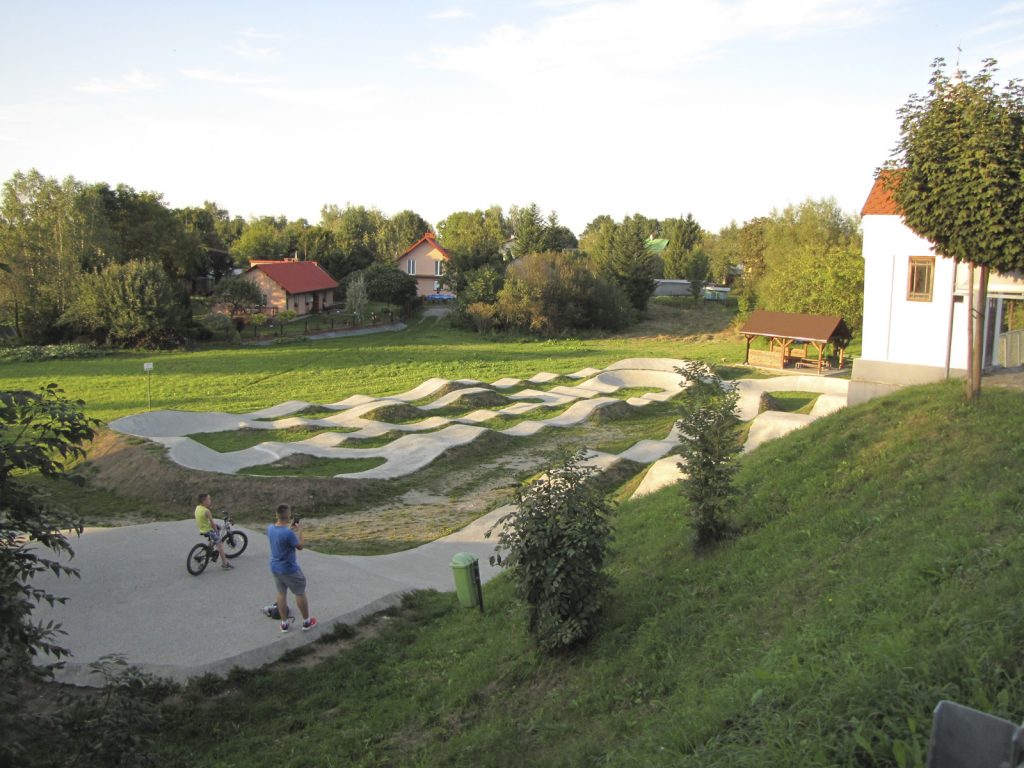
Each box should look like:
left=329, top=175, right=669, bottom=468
left=488, top=449, right=614, bottom=652
left=359, top=262, right=418, bottom=307
left=661, top=214, right=704, bottom=280
left=375, top=209, right=430, bottom=262
left=688, top=251, right=710, bottom=303
left=675, top=362, right=740, bottom=551
left=320, top=204, right=384, bottom=274
left=229, top=217, right=290, bottom=266
left=889, top=58, right=1024, bottom=399
left=508, top=203, right=548, bottom=258
left=345, top=273, right=369, bottom=324
left=495, top=251, right=631, bottom=335
left=753, top=199, right=863, bottom=329
left=437, top=208, right=509, bottom=297
left=209, top=275, right=265, bottom=314
left=0, top=171, right=93, bottom=342
left=0, top=384, right=98, bottom=765
left=597, top=216, right=658, bottom=312
left=62, top=260, right=189, bottom=347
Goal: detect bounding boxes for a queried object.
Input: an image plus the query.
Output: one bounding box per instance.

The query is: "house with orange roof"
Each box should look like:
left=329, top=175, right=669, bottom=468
left=241, top=259, right=339, bottom=316
left=396, top=232, right=453, bottom=298
left=850, top=172, right=1024, bottom=404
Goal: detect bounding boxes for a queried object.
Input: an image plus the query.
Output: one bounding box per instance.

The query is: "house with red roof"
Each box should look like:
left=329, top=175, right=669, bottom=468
left=242, top=259, right=339, bottom=316
left=851, top=172, right=1024, bottom=404
left=396, top=232, right=453, bottom=298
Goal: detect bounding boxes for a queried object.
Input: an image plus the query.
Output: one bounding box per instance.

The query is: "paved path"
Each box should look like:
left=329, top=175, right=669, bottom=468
left=31, top=509, right=509, bottom=686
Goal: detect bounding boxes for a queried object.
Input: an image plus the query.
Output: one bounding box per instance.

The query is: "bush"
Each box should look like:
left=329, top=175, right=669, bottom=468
left=492, top=251, right=632, bottom=335
left=0, top=343, right=104, bottom=362
left=489, top=449, right=615, bottom=652
left=675, top=361, right=741, bottom=550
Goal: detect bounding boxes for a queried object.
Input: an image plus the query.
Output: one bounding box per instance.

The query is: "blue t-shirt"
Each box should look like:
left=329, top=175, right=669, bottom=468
left=267, top=524, right=300, bottom=575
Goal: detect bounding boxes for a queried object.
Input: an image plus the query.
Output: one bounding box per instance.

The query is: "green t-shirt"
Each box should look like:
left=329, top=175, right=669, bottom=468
left=195, top=504, right=213, bottom=533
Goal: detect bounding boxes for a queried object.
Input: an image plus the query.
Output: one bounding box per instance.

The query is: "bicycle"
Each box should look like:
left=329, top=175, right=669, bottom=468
left=186, top=514, right=248, bottom=575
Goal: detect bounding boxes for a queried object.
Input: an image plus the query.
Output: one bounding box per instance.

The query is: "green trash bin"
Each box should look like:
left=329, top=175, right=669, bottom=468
left=451, top=552, right=483, bottom=610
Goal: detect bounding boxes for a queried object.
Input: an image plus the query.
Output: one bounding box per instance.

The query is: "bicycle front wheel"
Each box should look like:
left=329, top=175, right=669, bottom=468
left=224, top=531, right=248, bottom=559
left=187, top=543, right=211, bottom=575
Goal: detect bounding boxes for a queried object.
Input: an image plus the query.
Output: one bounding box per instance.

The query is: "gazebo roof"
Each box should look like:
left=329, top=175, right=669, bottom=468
left=739, top=310, right=851, bottom=344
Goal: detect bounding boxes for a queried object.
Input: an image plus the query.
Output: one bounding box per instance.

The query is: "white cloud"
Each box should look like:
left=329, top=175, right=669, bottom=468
left=181, top=69, right=282, bottom=86
left=430, top=0, right=890, bottom=90
left=431, top=8, right=470, bottom=19
left=77, top=70, right=158, bottom=95
left=228, top=38, right=279, bottom=61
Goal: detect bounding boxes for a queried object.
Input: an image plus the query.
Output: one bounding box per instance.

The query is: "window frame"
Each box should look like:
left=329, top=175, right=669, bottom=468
left=907, top=256, right=935, bottom=302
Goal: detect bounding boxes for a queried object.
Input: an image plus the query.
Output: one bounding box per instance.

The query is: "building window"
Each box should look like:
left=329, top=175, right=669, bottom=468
left=434, top=260, right=444, bottom=276
left=406, top=258, right=416, bottom=275
left=907, top=256, right=934, bottom=302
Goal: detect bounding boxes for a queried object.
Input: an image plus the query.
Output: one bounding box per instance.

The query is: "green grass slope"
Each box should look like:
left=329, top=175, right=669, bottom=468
left=156, top=380, right=1024, bottom=767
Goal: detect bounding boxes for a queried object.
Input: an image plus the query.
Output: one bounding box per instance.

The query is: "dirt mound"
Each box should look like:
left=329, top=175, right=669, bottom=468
left=82, top=429, right=367, bottom=521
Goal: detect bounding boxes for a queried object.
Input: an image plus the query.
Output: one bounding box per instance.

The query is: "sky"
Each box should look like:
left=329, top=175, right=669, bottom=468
left=2, top=0, right=1024, bottom=236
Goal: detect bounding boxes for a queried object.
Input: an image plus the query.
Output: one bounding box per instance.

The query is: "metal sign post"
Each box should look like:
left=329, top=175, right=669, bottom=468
left=143, top=362, right=153, bottom=409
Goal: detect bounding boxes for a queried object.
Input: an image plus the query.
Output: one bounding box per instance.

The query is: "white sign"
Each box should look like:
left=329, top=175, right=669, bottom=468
left=143, top=362, right=153, bottom=372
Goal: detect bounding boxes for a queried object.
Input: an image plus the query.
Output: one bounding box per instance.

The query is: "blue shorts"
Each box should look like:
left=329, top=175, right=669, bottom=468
left=204, top=530, right=221, bottom=545
left=273, top=569, right=307, bottom=597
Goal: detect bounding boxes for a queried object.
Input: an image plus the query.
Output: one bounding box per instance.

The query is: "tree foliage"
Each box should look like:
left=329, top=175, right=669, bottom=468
left=359, top=262, right=418, bottom=307
left=594, top=216, right=659, bottom=312
left=0, top=384, right=98, bottom=765
left=661, top=214, right=705, bottom=280
left=889, top=57, right=1024, bottom=398
left=675, top=362, right=740, bottom=550
left=210, top=275, right=265, bottom=315
left=489, top=449, right=614, bottom=652
left=62, top=260, right=190, bottom=347
left=494, top=251, right=631, bottom=335
left=344, top=273, right=369, bottom=323
left=752, top=199, right=863, bottom=329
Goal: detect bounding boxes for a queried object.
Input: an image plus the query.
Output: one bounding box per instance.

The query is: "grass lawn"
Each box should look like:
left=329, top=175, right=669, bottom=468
left=187, top=426, right=358, bottom=452
left=0, top=301, right=746, bottom=424
left=139, top=380, right=1024, bottom=767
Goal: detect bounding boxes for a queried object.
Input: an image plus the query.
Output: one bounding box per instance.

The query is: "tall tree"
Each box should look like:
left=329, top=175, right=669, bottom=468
left=320, top=204, right=381, bottom=274
left=889, top=57, right=1024, bottom=399
left=0, top=171, right=92, bottom=341
left=229, top=217, right=291, bottom=266
left=375, top=209, right=430, bottom=262
left=508, top=203, right=548, bottom=258
left=753, top=199, right=863, bottom=329
left=662, top=213, right=704, bottom=280
left=595, top=216, right=658, bottom=312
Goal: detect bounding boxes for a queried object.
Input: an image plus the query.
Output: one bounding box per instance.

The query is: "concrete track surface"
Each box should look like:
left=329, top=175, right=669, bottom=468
left=33, top=359, right=849, bottom=685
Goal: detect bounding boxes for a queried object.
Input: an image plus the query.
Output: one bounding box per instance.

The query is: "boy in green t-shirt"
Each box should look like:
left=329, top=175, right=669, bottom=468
left=195, top=492, right=233, bottom=570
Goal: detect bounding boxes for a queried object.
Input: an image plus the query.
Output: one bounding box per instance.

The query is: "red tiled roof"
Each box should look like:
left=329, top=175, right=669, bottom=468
left=247, top=261, right=338, bottom=294
left=861, top=170, right=903, bottom=216
left=399, top=231, right=450, bottom=260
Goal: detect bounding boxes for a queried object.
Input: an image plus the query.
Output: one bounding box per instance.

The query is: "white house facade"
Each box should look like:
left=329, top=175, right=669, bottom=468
left=851, top=174, right=1024, bottom=404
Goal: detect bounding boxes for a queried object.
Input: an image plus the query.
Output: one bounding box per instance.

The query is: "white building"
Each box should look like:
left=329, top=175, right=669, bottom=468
left=851, top=173, right=1024, bottom=404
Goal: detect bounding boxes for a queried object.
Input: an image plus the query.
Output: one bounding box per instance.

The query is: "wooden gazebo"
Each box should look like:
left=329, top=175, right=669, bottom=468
left=739, top=310, right=852, bottom=374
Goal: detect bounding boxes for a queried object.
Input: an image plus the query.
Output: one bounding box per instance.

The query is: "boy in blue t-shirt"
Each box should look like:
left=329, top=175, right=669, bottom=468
left=267, top=504, right=317, bottom=632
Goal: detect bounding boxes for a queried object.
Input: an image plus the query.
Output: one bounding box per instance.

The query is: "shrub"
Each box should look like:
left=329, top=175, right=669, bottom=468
left=489, top=449, right=615, bottom=652
left=675, top=361, right=741, bottom=550
left=493, top=251, right=632, bottom=335
left=0, top=343, right=104, bottom=362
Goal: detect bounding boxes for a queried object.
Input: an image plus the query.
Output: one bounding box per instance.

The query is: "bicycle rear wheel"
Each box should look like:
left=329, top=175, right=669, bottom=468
left=224, top=531, right=248, bottom=559
left=187, top=543, right=211, bottom=575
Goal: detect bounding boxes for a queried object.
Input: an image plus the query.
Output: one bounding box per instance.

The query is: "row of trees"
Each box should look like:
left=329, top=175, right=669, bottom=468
left=0, top=164, right=867, bottom=346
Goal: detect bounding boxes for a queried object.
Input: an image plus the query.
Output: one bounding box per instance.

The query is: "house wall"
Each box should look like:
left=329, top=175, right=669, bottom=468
left=243, top=270, right=287, bottom=313
left=240, top=271, right=336, bottom=316
left=398, top=241, right=450, bottom=297
left=860, top=214, right=970, bottom=372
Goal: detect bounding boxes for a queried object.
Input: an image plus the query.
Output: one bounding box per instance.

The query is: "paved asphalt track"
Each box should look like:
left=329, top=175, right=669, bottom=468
left=30, top=508, right=509, bottom=686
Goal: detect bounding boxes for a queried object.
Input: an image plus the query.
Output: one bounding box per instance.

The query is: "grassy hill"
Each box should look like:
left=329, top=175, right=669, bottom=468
left=149, top=380, right=1024, bottom=767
